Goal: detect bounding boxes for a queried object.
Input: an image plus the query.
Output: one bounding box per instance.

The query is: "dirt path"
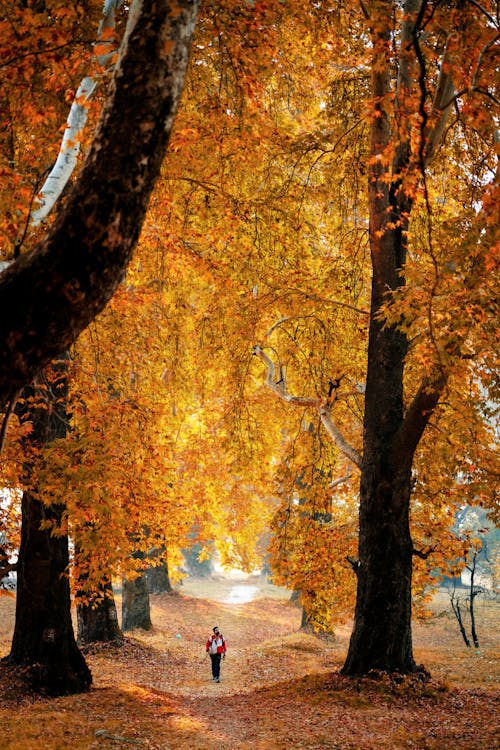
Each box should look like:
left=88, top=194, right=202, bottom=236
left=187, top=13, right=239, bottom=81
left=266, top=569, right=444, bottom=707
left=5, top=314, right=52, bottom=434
left=0, top=575, right=499, bottom=749
left=91, top=577, right=342, bottom=699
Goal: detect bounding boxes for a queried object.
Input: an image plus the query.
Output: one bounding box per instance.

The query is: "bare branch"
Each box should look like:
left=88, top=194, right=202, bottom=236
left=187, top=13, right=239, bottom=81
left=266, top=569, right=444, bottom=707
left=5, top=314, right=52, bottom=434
left=264, top=317, right=290, bottom=339
left=319, top=404, right=363, bottom=469
left=253, top=345, right=363, bottom=469
left=330, top=469, right=353, bottom=489
left=252, top=345, right=317, bottom=407
left=412, top=545, right=436, bottom=559
left=466, top=0, right=499, bottom=28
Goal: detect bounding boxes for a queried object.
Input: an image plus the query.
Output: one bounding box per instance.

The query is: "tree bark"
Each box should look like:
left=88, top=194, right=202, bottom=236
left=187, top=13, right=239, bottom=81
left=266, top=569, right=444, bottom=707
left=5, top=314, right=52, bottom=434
left=122, top=551, right=152, bottom=631
left=9, top=356, right=92, bottom=694
left=77, top=579, right=123, bottom=646
left=0, top=0, right=199, bottom=404
left=468, top=554, right=481, bottom=650
left=146, top=557, right=173, bottom=594
left=342, top=1, right=430, bottom=675
left=342, top=460, right=415, bottom=673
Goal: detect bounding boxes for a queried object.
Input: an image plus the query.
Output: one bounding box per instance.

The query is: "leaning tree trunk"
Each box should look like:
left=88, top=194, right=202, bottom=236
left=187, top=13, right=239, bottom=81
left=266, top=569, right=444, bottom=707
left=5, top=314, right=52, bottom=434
left=77, top=578, right=123, bottom=646
left=9, top=356, right=92, bottom=694
left=0, top=0, right=200, bottom=405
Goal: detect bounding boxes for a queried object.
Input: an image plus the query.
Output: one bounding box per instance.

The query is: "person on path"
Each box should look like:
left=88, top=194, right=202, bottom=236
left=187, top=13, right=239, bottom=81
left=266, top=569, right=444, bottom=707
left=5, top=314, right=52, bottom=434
left=206, top=625, right=226, bottom=683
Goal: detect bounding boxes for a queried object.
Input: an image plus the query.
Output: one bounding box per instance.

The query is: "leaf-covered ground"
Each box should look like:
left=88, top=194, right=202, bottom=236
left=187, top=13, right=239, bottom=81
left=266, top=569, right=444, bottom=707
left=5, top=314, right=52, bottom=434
left=0, top=576, right=498, bottom=749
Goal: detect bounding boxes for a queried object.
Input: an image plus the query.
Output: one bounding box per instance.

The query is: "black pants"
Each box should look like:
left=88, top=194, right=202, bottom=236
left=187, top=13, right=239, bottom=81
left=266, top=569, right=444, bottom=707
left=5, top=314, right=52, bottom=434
left=210, top=653, right=221, bottom=679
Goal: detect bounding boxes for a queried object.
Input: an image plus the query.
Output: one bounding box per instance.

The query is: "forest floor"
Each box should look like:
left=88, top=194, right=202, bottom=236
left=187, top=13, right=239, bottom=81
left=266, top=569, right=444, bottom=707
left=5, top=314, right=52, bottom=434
left=0, top=575, right=498, bottom=749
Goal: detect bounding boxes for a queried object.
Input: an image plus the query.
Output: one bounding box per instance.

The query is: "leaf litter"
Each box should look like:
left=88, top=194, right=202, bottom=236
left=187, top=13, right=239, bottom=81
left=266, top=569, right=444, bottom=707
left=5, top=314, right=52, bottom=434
left=0, top=577, right=498, bottom=749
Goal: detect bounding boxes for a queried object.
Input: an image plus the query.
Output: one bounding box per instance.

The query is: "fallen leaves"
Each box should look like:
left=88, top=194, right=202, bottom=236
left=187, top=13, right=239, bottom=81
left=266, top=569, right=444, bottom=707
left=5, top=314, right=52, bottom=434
left=0, top=579, right=498, bottom=749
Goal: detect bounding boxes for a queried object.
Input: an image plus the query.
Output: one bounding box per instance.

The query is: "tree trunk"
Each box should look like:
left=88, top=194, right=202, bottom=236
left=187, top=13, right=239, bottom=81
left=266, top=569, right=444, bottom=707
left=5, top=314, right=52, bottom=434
left=9, top=357, right=92, bottom=694
left=77, top=579, right=123, bottom=646
left=122, top=560, right=152, bottom=632
left=146, top=557, right=173, bottom=594
left=342, top=5, right=417, bottom=675
left=300, top=606, right=311, bottom=630
left=468, top=555, right=480, bottom=650
left=450, top=590, right=471, bottom=648
left=342, top=461, right=416, bottom=673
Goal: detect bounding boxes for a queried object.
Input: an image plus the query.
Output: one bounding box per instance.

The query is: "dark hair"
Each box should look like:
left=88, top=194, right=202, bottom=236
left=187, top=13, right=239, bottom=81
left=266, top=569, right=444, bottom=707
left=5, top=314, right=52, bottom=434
left=213, top=626, right=219, bottom=632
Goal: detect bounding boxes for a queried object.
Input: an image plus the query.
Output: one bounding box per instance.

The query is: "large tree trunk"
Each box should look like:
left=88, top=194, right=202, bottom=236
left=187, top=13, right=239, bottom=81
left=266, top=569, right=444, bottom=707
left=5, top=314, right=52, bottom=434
left=342, top=2, right=447, bottom=675
left=77, top=579, right=123, bottom=646
left=343, top=231, right=414, bottom=674
left=342, top=3, right=415, bottom=675
left=9, top=357, right=92, bottom=694
left=10, top=491, right=92, bottom=693
left=342, top=458, right=415, bottom=673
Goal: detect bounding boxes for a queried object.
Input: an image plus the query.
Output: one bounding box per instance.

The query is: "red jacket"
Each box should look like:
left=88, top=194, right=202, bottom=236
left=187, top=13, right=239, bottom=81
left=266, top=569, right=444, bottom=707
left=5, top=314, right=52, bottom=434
left=206, top=633, right=226, bottom=655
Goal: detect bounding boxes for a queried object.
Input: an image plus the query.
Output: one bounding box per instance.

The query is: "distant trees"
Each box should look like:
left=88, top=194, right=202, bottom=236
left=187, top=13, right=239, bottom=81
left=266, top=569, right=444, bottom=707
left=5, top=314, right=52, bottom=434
left=447, top=508, right=499, bottom=650
left=77, top=577, right=123, bottom=646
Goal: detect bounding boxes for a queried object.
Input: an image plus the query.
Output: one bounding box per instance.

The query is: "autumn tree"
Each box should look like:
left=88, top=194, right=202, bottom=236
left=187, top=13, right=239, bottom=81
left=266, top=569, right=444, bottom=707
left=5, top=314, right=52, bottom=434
left=1, top=0, right=497, bottom=685
left=0, top=0, right=200, bottom=693
left=1, top=0, right=127, bottom=672
left=339, top=0, right=498, bottom=675
left=152, top=0, right=498, bottom=675
left=251, top=0, right=499, bottom=674
left=9, top=357, right=92, bottom=694
left=0, top=0, right=200, bottom=402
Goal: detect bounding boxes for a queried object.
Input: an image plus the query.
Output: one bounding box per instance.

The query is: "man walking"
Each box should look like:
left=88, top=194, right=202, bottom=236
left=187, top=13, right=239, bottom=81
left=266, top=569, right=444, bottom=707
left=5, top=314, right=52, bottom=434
left=206, top=625, right=227, bottom=683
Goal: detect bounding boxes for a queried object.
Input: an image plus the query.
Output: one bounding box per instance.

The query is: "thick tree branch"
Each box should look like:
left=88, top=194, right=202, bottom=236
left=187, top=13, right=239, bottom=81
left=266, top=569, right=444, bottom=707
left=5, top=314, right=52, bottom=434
left=0, top=560, right=17, bottom=579
left=0, top=0, right=200, bottom=403
left=318, top=405, right=363, bottom=469
left=394, top=369, right=448, bottom=466
left=424, top=32, right=500, bottom=162
left=423, top=69, right=455, bottom=164
left=253, top=345, right=362, bottom=469
left=253, top=345, right=317, bottom=408
left=0, top=390, right=20, bottom=456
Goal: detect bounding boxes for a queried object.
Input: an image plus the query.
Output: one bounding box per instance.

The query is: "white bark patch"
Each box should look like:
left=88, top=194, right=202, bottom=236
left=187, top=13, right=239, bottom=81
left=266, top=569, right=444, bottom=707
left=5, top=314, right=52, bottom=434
left=31, top=0, right=122, bottom=226
left=31, top=78, right=97, bottom=225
